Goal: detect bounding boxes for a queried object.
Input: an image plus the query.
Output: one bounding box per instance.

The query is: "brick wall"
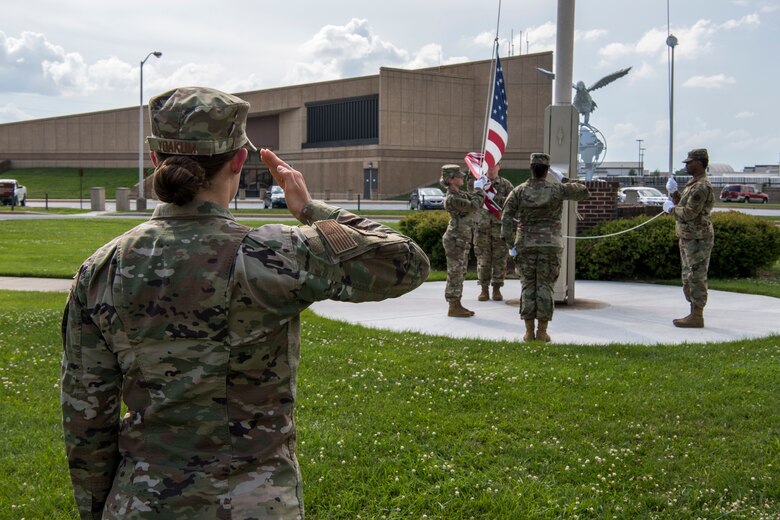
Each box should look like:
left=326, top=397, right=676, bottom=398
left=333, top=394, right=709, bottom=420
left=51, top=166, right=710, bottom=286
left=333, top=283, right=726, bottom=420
left=574, top=181, right=662, bottom=233
left=576, top=181, right=619, bottom=232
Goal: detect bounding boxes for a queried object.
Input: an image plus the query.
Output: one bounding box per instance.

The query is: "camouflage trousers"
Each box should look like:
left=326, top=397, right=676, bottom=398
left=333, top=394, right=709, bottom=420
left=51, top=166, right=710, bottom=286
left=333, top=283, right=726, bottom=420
left=516, top=248, right=562, bottom=320
left=443, top=233, right=471, bottom=301
left=679, top=236, right=713, bottom=308
left=474, top=221, right=508, bottom=286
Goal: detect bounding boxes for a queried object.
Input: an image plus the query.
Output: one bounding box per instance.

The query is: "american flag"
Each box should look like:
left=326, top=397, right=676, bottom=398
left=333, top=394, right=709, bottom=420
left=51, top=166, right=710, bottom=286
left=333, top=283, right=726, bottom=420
left=483, top=56, right=508, bottom=174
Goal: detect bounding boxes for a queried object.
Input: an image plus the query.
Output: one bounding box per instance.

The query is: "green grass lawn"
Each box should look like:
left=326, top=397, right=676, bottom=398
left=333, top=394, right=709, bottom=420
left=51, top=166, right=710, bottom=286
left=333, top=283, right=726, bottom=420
left=0, top=291, right=778, bottom=519
left=4, top=167, right=140, bottom=199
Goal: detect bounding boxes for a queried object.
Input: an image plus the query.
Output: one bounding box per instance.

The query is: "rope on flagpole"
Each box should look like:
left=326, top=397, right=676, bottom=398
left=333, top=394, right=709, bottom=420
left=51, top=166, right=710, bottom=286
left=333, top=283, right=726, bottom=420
left=562, top=210, right=667, bottom=239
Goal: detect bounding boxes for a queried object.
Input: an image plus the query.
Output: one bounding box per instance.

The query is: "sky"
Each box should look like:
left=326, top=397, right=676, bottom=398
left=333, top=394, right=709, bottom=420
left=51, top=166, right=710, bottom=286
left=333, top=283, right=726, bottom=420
left=2, top=0, right=779, bottom=172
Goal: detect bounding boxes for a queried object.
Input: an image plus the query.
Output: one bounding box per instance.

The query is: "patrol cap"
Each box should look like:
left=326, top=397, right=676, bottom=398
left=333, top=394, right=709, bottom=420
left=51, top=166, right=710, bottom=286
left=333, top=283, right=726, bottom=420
left=147, top=86, right=257, bottom=156
left=530, top=153, right=550, bottom=166
left=441, top=164, right=465, bottom=179
left=683, top=148, right=708, bottom=163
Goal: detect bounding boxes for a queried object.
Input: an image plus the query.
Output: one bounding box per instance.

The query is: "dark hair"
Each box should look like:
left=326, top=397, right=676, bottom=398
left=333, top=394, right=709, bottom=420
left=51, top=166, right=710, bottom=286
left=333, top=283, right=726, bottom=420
left=153, top=151, right=237, bottom=205
left=531, top=163, right=549, bottom=178
left=700, top=158, right=709, bottom=169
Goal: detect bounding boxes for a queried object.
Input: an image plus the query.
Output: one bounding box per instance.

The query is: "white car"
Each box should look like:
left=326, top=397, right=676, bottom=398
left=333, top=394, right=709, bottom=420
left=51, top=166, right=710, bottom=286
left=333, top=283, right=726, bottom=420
left=618, top=187, right=666, bottom=206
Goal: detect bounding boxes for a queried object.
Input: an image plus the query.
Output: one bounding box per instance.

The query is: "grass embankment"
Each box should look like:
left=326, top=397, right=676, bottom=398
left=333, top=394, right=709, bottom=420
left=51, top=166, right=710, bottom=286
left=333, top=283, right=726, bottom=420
left=1, top=291, right=778, bottom=519
left=3, top=167, right=139, bottom=199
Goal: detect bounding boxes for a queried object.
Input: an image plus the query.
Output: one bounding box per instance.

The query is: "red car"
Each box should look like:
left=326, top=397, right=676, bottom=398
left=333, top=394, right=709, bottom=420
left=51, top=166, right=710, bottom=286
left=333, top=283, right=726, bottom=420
left=719, top=184, right=769, bottom=203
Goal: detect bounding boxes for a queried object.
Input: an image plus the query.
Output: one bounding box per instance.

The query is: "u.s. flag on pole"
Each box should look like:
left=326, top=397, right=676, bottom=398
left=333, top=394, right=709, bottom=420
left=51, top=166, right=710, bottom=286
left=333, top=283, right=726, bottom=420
left=483, top=56, right=508, bottom=175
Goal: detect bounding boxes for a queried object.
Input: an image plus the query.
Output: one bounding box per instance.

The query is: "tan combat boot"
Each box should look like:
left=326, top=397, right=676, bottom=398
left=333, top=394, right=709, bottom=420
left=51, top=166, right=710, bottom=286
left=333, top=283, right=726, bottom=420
left=478, top=285, right=490, bottom=301
left=492, top=283, right=503, bottom=301
left=448, top=300, right=473, bottom=318
left=536, top=320, right=551, bottom=342
left=523, top=319, right=535, bottom=341
left=673, top=305, right=704, bottom=328
left=458, top=300, right=476, bottom=316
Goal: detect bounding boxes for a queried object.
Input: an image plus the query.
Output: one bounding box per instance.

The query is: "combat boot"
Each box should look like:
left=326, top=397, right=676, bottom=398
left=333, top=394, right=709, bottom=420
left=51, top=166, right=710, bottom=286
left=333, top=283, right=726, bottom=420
left=673, top=305, right=704, bottom=328
left=478, top=285, right=490, bottom=301
left=448, top=300, right=473, bottom=318
left=536, top=320, right=551, bottom=342
left=458, top=300, right=476, bottom=316
left=492, top=283, right=503, bottom=301
left=523, top=319, right=535, bottom=341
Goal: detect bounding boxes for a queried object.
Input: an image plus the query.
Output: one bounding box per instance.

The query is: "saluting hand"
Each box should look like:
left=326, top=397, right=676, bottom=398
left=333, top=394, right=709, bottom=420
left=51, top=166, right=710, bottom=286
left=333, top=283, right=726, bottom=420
left=260, top=149, right=313, bottom=221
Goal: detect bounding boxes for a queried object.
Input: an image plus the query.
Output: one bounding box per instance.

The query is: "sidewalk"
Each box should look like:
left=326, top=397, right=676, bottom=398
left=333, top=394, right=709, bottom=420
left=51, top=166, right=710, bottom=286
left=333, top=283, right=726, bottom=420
left=1, top=277, right=777, bottom=346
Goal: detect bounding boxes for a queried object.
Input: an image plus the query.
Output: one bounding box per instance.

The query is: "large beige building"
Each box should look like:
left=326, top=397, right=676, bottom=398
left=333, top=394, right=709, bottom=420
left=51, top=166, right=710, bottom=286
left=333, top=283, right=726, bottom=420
left=0, top=52, right=552, bottom=198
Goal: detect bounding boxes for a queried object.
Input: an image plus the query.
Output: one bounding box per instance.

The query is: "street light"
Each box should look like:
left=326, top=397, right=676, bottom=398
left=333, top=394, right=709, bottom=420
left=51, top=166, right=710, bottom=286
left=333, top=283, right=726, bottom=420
left=636, top=138, right=644, bottom=176
left=138, top=51, right=162, bottom=211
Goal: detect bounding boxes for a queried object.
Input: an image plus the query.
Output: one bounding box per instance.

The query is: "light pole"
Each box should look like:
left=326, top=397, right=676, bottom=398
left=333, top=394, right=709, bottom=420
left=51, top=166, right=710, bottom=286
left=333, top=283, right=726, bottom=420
left=636, top=138, right=644, bottom=176
left=666, top=34, right=677, bottom=177
left=640, top=147, right=646, bottom=177
left=138, top=51, right=162, bottom=211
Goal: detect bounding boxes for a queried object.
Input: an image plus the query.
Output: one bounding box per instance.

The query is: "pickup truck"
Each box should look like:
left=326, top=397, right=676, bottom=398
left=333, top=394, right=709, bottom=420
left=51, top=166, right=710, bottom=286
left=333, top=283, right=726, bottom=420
left=0, top=179, right=27, bottom=206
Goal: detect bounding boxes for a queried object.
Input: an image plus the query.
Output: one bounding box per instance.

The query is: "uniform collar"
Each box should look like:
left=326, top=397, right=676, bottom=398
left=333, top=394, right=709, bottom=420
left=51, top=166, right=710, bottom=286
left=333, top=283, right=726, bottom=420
left=151, top=200, right=237, bottom=221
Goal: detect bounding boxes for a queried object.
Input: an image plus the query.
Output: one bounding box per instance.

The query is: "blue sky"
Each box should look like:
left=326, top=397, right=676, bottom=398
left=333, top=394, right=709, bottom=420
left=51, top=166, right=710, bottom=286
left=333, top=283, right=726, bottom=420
left=2, top=0, right=778, bottom=172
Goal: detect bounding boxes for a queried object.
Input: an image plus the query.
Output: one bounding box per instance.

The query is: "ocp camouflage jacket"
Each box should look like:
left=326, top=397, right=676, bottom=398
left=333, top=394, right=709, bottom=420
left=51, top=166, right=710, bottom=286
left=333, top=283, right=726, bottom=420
left=61, top=200, right=429, bottom=519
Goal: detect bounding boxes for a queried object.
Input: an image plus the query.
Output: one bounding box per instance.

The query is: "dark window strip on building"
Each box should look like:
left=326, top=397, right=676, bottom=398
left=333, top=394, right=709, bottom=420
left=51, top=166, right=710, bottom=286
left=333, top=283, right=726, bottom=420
left=306, top=94, right=378, bottom=146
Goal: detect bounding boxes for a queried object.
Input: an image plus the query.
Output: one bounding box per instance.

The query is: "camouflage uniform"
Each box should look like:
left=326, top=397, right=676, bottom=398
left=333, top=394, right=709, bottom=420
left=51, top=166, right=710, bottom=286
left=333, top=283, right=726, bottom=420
left=442, top=167, right=484, bottom=302
left=501, top=164, right=589, bottom=321
left=61, top=86, right=430, bottom=520
left=474, top=175, right=514, bottom=287
left=670, top=154, right=715, bottom=309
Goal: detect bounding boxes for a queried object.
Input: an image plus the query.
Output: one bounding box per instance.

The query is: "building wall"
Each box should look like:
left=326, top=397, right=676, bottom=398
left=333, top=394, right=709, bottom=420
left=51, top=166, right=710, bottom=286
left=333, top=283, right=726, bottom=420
left=0, top=52, right=553, bottom=198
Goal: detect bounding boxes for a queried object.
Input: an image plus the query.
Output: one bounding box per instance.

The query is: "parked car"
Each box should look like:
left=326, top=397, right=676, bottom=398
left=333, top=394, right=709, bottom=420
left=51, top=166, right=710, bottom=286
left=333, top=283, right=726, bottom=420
left=719, top=184, right=768, bottom=203
left=617, top=186, right=666, bottom=206
left=264, top=185, right=286, bottom=209
left=409, top=187, right=445, bottom=210
left=0, top=179, right=27, bottom=206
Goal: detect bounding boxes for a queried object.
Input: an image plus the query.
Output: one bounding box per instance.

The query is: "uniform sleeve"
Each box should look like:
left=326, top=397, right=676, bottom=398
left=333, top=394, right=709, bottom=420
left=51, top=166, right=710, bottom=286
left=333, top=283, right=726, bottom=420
left=672, top=184, right=707, bottom=221
left=293, top=200, right=430, bottom=303
left=445, top=190, right=483, bottom=214
left=501, top=188, right=520, bottom=244
left=61, top=268, right=122, bottom=520
left=493, top=178, right=513, bottom=208
left=561, top=181, right=591, bottom=201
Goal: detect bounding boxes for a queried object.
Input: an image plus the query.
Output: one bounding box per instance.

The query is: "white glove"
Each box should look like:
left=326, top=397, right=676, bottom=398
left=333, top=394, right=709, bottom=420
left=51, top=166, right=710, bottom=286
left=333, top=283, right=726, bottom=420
left=509, top=247, right=518, bottom=257
left=665, top=177, right=678, bottom=194
left=473, top=176, right=487, bottom=190
left=662, top=199, right=675, bottom=213
left=550, top=168, right=564, bottom=182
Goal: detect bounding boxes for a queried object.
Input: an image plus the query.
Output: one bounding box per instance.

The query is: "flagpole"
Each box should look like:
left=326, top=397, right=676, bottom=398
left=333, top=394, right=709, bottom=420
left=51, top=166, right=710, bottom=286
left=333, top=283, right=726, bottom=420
left=479, top=0, right=502, bottom=175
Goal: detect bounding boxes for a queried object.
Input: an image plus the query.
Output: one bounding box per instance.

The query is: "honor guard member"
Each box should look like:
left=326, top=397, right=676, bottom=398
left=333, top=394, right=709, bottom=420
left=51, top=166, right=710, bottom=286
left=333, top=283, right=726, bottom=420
left=473, top=162, right=514, bottom=302
left=61, top=86, right=430, bottom=519
left=441, top=164, right=485, bottom=317
left=501, top=153, right=590, bottom=342
left=663, top=148, right=714, bottom=328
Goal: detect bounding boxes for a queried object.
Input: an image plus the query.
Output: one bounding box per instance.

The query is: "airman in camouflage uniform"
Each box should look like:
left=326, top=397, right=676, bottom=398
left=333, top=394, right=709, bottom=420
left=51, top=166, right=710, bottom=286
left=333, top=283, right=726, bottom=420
left=666, top=148, right=714, bottom=328
left=61, top=86, right=430, bottom=520
left=501, top=153, right=589, bottom=342
left=473, top=162, right=514, bottom=302
left=441, top=164, right=485, bottom=317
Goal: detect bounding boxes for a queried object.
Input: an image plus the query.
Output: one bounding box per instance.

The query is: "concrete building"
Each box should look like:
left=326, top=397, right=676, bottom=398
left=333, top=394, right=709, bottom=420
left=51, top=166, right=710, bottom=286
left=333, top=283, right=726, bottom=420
left=0, top=52, right=552, bottom=199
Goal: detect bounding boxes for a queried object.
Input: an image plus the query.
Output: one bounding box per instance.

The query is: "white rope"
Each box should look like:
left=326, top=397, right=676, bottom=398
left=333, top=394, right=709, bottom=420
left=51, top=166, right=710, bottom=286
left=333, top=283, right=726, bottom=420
left=563, top=210, right=666, bottom=240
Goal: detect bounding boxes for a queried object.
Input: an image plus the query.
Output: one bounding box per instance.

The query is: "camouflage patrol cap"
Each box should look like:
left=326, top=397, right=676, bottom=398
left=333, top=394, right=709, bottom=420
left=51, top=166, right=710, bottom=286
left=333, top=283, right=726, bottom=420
left=441, top=164, right=465, bottom=179
left=530, top=153, right=550, bottom=166
left=147, top=86, right=257, bottom=156
left=683, top=148, right=708, bottom=163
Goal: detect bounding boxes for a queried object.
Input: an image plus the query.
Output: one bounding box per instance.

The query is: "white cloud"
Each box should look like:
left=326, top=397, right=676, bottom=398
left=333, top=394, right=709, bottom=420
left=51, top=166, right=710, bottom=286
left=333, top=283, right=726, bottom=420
left=598, top=12, right=762, bottom=66
left=0, top=103, right=31, bottom=121
left=522, top=22, right=557, bottom=53
left=682, top=74, right=736, bottom=88
left=285, top=18, right=409, bottom=84
left=575, top=29, right=607, bottom=42
left=735, top=111, right=754, bottom=119
left=630, top=62, right=656, bottom=80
